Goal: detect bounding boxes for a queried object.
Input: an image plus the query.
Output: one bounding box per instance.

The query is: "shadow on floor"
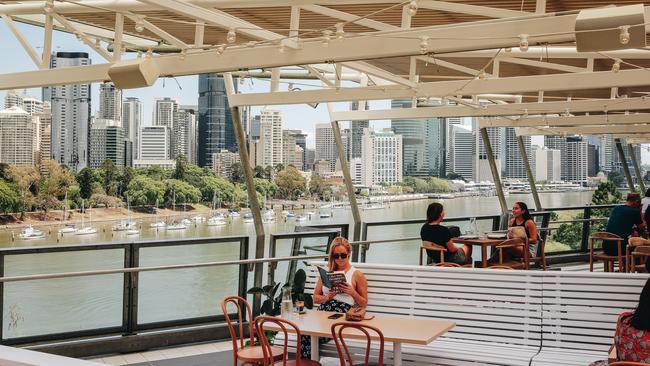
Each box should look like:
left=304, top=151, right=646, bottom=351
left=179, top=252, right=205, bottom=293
left=128, top=350, right=232, bottom=366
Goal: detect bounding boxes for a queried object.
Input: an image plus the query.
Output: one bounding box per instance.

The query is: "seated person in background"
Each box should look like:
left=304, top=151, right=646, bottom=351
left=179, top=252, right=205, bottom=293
left=615, top=276, right=650, bottom=363
left=420, top=202, right=472, bottom=265
left=506, top=202, right=539, bottom=260
left=301, top=237, right=368, bottom=359
left=605, top=193, right=643, bottom=257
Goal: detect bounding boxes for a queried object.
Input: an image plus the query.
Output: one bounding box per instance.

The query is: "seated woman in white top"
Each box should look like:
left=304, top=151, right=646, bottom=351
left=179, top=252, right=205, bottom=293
left=300, top=237, right=368, bottom=359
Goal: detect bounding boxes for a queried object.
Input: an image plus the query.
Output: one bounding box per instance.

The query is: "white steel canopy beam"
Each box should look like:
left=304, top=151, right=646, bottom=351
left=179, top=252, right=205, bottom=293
left=330, top=97, right=650, bottom=120
left=343, top=61, right=417, bottom=88
left=124, top=14, right=188, bottom=49
left=481, top=114, right=650, bottom=128
left=228, top=68, right=650, bottom=107
left=1, top=15, right=44, bottom=69
left=516, top=125, right=650, bottom=136
left=499, top=57, right=587, bottom=73
left=51, top=14, right=113, bottom=61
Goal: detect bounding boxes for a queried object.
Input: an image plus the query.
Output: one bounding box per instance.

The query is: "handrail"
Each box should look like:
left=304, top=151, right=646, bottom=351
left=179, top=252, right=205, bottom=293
left=349, top=236, right=420, bottom=246
left=0, top=254, right=329, bottom=283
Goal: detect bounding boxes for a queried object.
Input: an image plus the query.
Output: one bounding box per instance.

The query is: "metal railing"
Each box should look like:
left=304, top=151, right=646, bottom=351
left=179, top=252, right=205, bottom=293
left=0, top=236, right=249, bottom=346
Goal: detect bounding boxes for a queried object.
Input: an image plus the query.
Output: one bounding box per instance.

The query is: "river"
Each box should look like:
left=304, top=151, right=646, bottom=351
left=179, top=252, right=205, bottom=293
left=0, top=191, right=594, bottom=340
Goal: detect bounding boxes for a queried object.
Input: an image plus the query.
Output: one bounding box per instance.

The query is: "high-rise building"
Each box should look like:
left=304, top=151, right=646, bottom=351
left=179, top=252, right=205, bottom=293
left=23, top=97, right=44, bottom=115
left=448, top=124, right=474, bottom=180
left=472, top=119, right=504, bottom=182
left=566, top=137, right=588, bottom=185
left=285, top=129, right=307, bottom=170
left=249, top=115, right=261, bottom=142
left=172, top=108, right=197, bottom=162
left=198, top=74, right=237, bottom=167
left=153, top=97, right=178, bottom=130
left=349, top=157, right=363, bottom=185
left=315, top=123, right=337, bottom=172
left=44, top=52, right=91, bottom=172
left=139, top=126, right=171, bottom=160
left=258, top=109, right=283, bottom=167
left=4, top=90, right=24, bottom=109
left=587, top=143, right=599, bottom=177
left=98, top=82, right=122, bottom=121
left=305, top=149, right=315, bottom=171
left=89, top=118, right=125, bottom=169
left=544, top=135, right=569, bottom=180
left=361, top=128, right=403, bottom=186
left=349, top=101, right=369, bottom=160
left=504, top=128, right=531, bottom=179
left=122, top=97, right=143, bottom=163
left=211, top=150, right=241, bottom=177
left=391, top=99, right=445, bottom=177
left=0, top=106, right=36, bottom=166
left=445, top=116, right=462, bottom=174
left=35, top=103, right=52, bottom=171
left=533, top=146, right=561, bottom=182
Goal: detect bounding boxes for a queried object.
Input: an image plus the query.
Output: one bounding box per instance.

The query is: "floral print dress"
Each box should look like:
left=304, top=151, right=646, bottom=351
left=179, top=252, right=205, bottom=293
left=615, top=312, right=650, bottom=363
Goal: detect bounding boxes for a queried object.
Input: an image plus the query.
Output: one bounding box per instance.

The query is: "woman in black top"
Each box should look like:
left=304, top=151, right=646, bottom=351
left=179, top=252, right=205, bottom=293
left=420, top=202, right=472, bottom=265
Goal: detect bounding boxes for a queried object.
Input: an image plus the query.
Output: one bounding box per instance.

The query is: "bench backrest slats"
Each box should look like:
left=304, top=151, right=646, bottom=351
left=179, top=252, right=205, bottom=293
left=304, top=262, right=649, bottom=354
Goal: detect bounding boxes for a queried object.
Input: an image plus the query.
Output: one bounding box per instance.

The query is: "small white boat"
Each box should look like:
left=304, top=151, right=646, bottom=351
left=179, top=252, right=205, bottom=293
left=319, top=212, right=331, bottom=218
left=113, top=220, right=136, bottom=231
left=166, top=222, right=187, bottom=230
left=207, top=216, right=227, bottom=226
left=191, top=215, right=205, bottom=223
left=296, top=215, right=307, bottom=222
left=229, top=211, right=240, bottom=218
left=150, top=220, right=166, bottom=228
left=243, top=213, right=254, bottom=223
left=19, top=225, right=45, bottom=240
left=181, top=218, right=193, bottom=225
left=58, top=225, right=77, bottom=234
left=76, top=227, right=98, bottom=235
left=281, top=210, right=290, bottom=216
left=126, top=228, right=140, bottom=236
left=286, top=212, right=296, bottom=219
left=262, top=210, right=276, bottom=224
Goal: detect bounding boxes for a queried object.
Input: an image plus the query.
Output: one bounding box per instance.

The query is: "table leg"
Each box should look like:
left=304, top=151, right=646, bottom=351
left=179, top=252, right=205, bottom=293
left=393, top=342, right=402, bottom=366
left=481, top=245, right=487, bottom=268
left=310, top=335, right=319, bottom=361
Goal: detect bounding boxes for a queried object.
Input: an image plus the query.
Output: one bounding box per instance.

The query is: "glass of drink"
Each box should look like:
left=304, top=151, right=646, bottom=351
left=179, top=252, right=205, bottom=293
left=295, top=299, right=305, bottom=314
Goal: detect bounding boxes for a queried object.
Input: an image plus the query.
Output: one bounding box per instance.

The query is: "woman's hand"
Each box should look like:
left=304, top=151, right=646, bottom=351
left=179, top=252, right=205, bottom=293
left=337, top=282, right=356, bottom=296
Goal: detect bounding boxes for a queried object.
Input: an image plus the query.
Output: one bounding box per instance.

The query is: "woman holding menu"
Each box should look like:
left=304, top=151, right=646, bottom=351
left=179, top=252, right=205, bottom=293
left=300, top=236, right=368, bottom=359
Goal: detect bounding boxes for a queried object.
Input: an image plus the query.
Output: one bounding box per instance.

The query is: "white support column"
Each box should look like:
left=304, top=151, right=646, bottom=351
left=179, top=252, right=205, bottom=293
left=194, top=21, right=205, bottom=48
left=401, top=4, right=412, bottom=28
left=303, top=65, right=334, bottom=87
left=270, top=68, right=280, bottom=92
left=535, top=0, right=547, bottom=14
left=492, top=59, right=500, bottom=77
left=125, top=14, right=189, bottom=49
left=289, top=6, right=300, bottom=38
left=2, top=15, right=44, bottom=69
left=113, top=13, right=124, bottom=62
left=42, top=14, right=53, bottom=67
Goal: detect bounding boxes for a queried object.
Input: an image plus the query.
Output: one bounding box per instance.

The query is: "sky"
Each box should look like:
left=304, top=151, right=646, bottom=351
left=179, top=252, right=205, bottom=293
left=0, top=20, right=647, bottom=162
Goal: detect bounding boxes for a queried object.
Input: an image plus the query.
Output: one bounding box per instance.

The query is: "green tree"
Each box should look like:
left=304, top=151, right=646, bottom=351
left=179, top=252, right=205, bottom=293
left=230, top=162, right=245, bottom=184
left=89, top=193, right=123, bottom=208
left=275, top=166, right=306, bottom=200
left=309, top=174, right=325, bottom=197
left=173, top=155, right=188, bottom=181
left=125, top=175, right=165, bottom=207
left=254, top=178, right=278, bottom=199
left=0, top=180, right=20, bottom=213
left=264, top=165, right=273, bottom=180
left=98, top=159, right=119, bottom=196
left=7, top=165, right=40, bottom=219
left=163, top=179, right=201, bottom=205
left=552, top=217, right=583, bottom=250
left=428, top=177, right=451, bottom=193
left=0, top=163, right=9, bottom=181
left=254, top=165, right=267, bottom=179
left=607, top=171, right=626, bottom=188
left=40, top=160, right=75, bottom=199
left=76, top=167, right=96, bottom=199
left=183, top=164, right=213, bottom=188
left=119, top=166, right=136, bottom=197
left=446, top=172, right=465, bottom=181
left=143, top=165, right=171, bottom=181
left=201, top=176, right=235, bottom=204
left=591, top=181, right=623, bottom=229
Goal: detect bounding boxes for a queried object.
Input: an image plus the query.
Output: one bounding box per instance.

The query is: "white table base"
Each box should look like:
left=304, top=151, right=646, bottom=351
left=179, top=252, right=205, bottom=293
left=309, top=335, right=403, bottom=366
left=311, top=335, right=319, bottom=362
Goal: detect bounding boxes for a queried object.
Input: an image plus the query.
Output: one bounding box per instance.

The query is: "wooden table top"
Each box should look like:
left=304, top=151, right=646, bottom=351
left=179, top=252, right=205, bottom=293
left=264, top=310, right=455, bottom=345
left=452, top=237, right=507, bottom=246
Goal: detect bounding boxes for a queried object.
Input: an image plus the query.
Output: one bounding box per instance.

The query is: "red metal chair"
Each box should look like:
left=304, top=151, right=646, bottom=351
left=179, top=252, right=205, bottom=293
left=331, top=322, right=384, bottom=366
left=609, top=362, right=650, bottom=366
left=254, top=315, right=321, bottom=366
left=434, top=262, right=462, bottom=267
left=221, top=295, right=282, bottom=366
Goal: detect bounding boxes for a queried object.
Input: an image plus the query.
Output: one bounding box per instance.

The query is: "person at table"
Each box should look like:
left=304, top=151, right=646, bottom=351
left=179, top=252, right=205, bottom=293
left=420, top=202, right=472, bottom=265
left=614, top=276, right=650, bottom=363
left=300, top=236, right=369, bottom=359
left=506, top=201, right=539, bottom=259
left=605, top=193, right=643, bottom=257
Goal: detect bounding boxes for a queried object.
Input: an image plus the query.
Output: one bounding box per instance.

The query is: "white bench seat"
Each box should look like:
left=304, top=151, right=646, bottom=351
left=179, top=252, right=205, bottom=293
left=295, top=262, right=649, bottom=366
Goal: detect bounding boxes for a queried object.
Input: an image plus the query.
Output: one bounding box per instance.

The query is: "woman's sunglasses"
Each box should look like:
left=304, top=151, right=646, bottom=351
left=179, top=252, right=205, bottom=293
left=332, top=253, right=348, bottom=259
